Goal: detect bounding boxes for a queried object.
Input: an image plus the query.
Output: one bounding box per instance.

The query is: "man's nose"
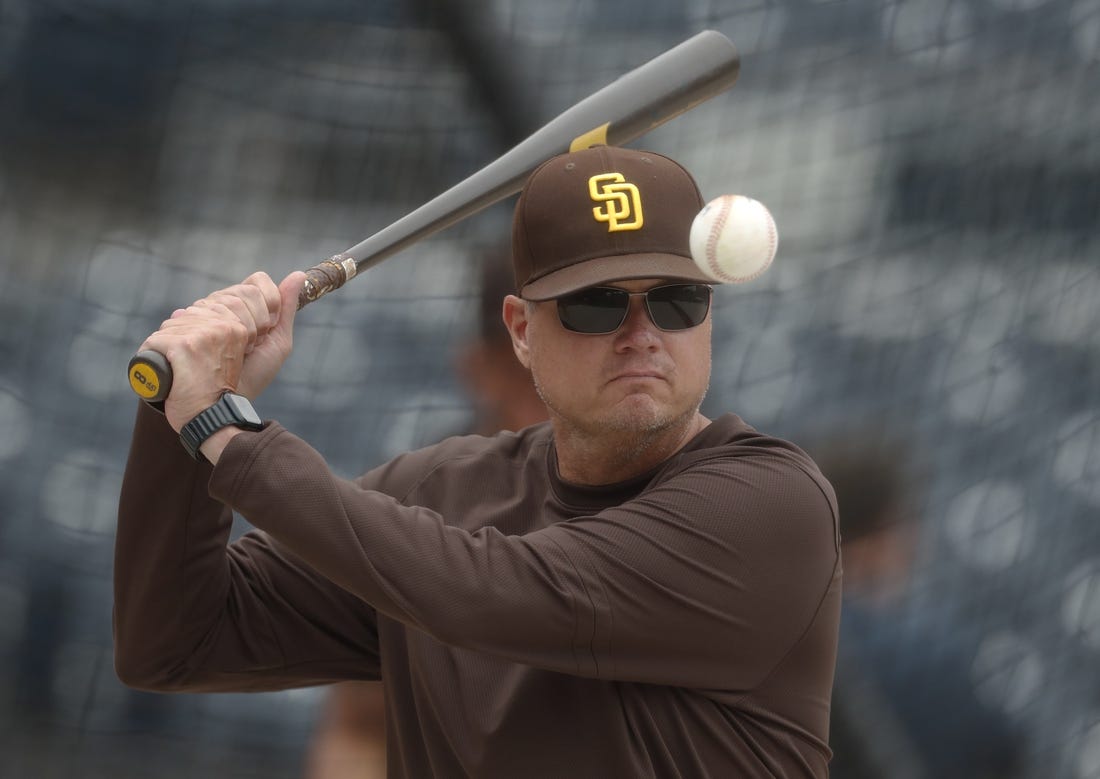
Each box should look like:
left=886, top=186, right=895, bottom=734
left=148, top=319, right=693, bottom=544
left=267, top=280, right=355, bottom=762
left=614, top=296, right=661, bottom=350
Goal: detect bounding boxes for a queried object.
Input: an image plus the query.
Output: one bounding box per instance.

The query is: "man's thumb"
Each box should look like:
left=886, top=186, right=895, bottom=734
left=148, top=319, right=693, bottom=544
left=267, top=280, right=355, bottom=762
left=275, top=271, right=308, bottom=338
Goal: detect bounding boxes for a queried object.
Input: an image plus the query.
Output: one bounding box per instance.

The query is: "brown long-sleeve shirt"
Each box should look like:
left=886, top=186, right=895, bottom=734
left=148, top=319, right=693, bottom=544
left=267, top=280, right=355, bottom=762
left=114, top=402, right=841, bottom=778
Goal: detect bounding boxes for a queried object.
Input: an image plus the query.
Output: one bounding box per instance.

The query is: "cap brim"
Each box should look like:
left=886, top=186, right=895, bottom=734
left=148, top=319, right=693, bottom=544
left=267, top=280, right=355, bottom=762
left=520, top=253, right=716, bottom=301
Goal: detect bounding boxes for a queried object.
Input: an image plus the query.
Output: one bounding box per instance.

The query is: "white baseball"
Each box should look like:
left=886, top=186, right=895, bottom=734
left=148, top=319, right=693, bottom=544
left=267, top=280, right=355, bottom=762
left=689, top=195, right=778, bottom=283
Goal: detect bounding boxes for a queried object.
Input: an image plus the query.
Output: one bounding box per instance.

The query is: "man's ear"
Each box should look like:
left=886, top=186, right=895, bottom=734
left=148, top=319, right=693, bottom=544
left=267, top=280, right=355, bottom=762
left=502, top=295, right=532, bottom=369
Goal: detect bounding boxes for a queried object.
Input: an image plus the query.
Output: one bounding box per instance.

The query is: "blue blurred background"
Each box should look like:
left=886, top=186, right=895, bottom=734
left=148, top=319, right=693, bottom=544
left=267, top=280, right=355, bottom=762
left=0, top=1, right=1098, bottom=777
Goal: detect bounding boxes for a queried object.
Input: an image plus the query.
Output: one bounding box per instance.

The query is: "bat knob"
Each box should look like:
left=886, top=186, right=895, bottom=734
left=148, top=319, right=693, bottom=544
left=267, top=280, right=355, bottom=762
left=128, top=350, right=173, bottom=404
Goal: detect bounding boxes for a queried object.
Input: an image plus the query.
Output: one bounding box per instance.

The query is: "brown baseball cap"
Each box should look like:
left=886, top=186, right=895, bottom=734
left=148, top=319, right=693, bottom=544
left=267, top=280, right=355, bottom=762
left=512, top=145, right=711, bottom=301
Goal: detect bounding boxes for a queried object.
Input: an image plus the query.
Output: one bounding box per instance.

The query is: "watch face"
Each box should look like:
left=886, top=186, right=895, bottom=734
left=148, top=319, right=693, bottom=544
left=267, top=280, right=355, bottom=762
left=224, top=393, right=262, bottom=426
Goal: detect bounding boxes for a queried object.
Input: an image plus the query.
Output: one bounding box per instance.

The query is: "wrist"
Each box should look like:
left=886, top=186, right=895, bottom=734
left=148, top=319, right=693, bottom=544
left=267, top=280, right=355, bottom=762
left=178, top=392, right=264, bottom=463
left=198, top=426, right=245, bottom=465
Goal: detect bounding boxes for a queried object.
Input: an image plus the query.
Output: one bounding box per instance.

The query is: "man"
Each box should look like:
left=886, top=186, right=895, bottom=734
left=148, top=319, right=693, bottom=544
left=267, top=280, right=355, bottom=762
left=114, top=145, right=842, bottom=777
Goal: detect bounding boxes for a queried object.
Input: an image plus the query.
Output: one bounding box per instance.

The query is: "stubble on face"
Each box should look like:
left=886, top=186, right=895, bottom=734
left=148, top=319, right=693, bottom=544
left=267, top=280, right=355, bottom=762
left=533, top=366, right=705, bottom=436
left=529, top=332, right=711, bottom=483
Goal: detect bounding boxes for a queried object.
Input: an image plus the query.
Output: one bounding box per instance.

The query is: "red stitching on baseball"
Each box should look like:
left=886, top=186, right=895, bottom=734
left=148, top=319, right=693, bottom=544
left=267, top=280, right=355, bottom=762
left=706, top=196, right=733, bottom=282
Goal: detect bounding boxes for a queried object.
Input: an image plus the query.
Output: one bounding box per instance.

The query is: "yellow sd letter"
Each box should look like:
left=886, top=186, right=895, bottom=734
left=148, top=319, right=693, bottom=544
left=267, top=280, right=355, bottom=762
left=589, top=173, right=644, bottom=231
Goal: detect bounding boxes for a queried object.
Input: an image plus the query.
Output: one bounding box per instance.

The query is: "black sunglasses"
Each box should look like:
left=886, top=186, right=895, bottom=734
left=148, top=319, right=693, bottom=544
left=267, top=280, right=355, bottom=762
left=555, top=284, right=713, bottom=335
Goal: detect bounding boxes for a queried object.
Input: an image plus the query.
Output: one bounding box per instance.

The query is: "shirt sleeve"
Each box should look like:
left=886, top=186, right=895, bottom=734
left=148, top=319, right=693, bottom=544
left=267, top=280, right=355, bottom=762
left=209, top=421, right=839, bottom=690
left=112, top=402, right=381, bottom=693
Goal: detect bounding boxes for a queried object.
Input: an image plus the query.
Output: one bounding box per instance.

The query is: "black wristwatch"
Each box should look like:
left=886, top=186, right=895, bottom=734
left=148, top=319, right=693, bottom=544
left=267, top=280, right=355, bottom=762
left=179, top=392, right=264, bottom=461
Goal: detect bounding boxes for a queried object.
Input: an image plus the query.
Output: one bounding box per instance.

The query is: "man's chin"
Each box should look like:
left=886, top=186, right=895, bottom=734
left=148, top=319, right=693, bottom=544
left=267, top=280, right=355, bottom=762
left=603, top=395, right=684, bottom=434
left=539, top=380, right=700, bottom=439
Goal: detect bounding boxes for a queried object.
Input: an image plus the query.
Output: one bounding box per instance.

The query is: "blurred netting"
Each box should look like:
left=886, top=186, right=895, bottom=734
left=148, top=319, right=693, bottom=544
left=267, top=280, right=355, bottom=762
left=0, top=0, right=1098, bottom=777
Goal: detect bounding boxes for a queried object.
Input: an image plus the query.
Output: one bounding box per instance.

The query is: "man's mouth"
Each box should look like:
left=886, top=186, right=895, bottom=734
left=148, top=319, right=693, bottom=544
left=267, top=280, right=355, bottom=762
left=608, top=370, right=666, bottom=383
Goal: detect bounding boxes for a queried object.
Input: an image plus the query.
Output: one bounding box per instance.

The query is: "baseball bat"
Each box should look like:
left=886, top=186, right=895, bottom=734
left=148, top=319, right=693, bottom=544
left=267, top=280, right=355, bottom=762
left=128, top=29, right=740, bottom=403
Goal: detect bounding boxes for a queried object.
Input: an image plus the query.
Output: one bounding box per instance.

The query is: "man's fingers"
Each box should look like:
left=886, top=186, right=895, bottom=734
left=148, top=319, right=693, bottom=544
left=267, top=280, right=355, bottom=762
left=196, top=297, right=261, bottom=350
left=169, top=273, right=280, bottom=352
left=159, top=301, right=239, bottom=332
left=143, top=314, right=251, bottom=357
left=206, top=288, right=268, bottom=335
left=243, top=271, right=283, bottom=316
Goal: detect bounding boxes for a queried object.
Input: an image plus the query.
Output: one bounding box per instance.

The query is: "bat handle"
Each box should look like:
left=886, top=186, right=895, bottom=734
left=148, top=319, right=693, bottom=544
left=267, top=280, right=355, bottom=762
left=298, top=253, right=358, bottom=310
left=128, top=349, right=173, bottom=404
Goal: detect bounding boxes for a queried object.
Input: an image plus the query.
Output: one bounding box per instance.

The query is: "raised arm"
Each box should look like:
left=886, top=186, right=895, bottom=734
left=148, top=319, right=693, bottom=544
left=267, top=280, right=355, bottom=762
left=114, top=271, right=380, bottom=692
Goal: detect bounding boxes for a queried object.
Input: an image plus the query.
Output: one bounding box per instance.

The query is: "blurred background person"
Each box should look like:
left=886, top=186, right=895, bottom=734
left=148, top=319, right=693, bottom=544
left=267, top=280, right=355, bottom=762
left=453, top=248, right=551, bottom=438
left=815, top=436, right=1023, bottom=779
left=304, top=248, right=547, bottom=779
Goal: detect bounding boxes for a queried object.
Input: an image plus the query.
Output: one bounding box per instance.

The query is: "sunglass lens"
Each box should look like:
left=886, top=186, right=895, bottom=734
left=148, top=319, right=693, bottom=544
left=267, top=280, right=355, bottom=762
left=646, top=285, right=712, bottom=331
left=557, top=288, right=629, bottom=334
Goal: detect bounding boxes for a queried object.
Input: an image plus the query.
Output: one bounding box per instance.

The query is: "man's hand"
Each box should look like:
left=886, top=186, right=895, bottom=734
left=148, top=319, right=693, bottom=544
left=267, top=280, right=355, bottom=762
left=139, top=271, right=306, bottom=433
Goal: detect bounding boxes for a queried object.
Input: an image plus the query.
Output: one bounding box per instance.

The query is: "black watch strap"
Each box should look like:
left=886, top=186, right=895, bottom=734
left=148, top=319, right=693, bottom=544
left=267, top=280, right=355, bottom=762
left=179, top=392, right=264, bottom=461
